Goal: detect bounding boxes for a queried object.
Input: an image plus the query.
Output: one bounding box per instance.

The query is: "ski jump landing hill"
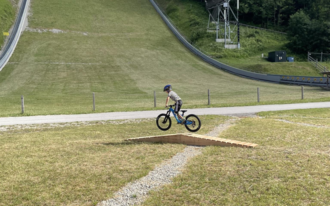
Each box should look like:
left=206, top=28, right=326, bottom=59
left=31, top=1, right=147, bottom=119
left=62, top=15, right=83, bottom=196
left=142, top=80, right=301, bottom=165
left=0, top=0, right=328, bottom=87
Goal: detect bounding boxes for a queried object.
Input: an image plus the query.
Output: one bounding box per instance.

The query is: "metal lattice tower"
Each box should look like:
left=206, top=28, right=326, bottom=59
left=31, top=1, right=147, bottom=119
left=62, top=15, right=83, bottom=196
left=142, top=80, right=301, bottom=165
left=205, top=0, right=240, bottom=49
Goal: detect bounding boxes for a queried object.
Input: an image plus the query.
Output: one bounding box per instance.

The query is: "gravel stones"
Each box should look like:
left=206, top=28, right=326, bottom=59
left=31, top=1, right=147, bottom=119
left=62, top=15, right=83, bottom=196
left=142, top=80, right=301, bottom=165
left=98, top=146, right=203, bottom=206
left=99, top=118, right=237, bottom=206
left=205, top=117, right=238, bottom=137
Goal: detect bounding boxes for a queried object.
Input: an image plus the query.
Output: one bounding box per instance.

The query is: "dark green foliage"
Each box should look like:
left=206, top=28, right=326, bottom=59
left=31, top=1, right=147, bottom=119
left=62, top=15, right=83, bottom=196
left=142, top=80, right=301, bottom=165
left=238, top=0, right=295, bottom=30
left=229, top=0, right=330, bottom=54
left=247, top=33, right=256, bottom=38
left=190, top=28, right=206, bottom=43
left=237, top=0, right=328, bottom=30
left=165, top=3, right=179, bottom=15
left=287, top=10, right=330, bottom=53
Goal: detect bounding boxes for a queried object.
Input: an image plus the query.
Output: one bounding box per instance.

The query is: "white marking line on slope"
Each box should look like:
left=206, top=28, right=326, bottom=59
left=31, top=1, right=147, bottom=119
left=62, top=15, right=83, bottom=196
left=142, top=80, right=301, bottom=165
left=275, top=119, right=330, bottom=128
left=7, top=62, right=106, bottom=65
left=25, top=27, right=148, bottom=37
left=98, top=118, right=237, bottom=206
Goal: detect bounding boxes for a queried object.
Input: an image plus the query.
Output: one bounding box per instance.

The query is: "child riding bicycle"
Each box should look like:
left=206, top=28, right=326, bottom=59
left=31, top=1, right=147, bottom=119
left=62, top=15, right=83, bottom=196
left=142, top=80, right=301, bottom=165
left=164, top=85, right=185, bottom=123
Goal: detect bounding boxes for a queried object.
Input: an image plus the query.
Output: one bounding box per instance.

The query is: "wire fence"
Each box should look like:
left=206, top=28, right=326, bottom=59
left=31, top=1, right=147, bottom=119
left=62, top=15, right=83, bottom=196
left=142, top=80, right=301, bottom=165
left=308, top=52, right=329, bottom=73
left=207, top=19, right=287, bottom=35
left=309, top=52, right=330, bottom=63
left=13, top=87, right=318, bottom=114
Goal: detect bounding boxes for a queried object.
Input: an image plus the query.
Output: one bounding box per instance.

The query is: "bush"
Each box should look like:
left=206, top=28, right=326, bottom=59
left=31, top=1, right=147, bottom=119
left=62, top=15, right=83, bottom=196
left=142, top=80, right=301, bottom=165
left=166, top=3, right=178, bottom=15
left=247, top=33, right=256, bottom=38
left=189, top=29, right=206, bottom=44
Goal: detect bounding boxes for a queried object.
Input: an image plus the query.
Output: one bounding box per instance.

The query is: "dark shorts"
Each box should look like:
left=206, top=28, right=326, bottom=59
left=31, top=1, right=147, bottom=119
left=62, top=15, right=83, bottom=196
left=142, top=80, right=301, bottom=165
left=174, top=100, right=183, bottom=114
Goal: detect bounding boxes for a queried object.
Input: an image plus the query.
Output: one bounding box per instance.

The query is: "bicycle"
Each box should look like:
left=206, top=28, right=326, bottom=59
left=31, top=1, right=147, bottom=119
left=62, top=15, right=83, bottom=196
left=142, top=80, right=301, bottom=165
left=156, top=104, right=201, bottom=132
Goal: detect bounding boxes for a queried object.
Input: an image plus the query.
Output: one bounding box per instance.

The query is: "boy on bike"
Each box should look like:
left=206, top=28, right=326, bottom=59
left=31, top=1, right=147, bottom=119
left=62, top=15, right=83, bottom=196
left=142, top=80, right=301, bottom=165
left=164, top=85, right=185, bottom=123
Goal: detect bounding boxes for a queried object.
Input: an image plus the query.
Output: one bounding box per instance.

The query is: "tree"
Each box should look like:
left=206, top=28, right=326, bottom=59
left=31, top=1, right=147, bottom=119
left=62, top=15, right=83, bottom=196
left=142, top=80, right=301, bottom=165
left=287, top=10, right=330, bottom=53
left=287, top=10, right=311, bottom=53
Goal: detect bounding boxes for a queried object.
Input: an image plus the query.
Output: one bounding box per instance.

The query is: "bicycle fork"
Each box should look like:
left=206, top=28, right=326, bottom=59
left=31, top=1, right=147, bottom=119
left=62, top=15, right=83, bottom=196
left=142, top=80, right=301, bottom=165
left=163, top=111, right=171, bottom=124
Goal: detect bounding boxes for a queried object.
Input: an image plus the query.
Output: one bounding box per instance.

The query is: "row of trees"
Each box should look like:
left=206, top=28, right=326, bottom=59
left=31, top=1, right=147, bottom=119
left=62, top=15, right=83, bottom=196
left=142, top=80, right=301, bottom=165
left=235, top=0, right=330, bottom=53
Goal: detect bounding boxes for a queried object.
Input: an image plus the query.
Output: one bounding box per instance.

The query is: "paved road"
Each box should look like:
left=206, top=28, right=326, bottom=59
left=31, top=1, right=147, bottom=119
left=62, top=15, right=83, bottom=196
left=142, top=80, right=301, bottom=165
left=1, top=102, right=330, bottom=126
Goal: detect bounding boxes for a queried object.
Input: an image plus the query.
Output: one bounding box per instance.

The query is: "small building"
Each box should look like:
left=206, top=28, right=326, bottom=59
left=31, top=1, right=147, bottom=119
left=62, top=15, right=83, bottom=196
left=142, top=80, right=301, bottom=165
left=268, top=51, right=287, bottom=62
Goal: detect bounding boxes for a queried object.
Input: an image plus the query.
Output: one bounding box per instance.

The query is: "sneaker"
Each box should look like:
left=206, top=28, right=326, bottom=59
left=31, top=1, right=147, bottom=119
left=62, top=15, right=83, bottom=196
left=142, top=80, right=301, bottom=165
left=180, top=119, right=186, bottom=125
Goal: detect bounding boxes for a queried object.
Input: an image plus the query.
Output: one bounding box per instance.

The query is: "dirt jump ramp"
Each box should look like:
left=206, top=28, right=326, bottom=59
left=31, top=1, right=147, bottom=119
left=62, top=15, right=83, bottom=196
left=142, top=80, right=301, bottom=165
left=126, top=133, right=257, bottom=148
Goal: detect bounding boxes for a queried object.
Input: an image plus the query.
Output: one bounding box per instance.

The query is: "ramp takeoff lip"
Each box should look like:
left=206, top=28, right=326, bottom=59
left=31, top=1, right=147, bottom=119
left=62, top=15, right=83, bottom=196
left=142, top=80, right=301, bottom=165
left=126, top=133, right=257, bottom=148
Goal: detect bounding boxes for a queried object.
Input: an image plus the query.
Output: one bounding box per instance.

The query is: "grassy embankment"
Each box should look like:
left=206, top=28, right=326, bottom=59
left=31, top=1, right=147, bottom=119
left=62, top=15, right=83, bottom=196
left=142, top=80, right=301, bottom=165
left=0, top=0, right=329, bottom=117
left=0, top=0, right=15, bottom=49
left=155, top=0, right=321, bottom=76
left=144, top=108, right=330, bottom=205
left=0, top=115, right=228, bottom=205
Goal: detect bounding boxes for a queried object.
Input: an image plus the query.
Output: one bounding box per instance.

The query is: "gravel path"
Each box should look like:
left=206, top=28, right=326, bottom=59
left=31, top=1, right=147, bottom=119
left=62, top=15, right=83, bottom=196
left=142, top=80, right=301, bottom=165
left=205, top=117, right=239, bottom=137
left=98, top=146, right=203, bottom=206
left=98, top=118, right=237, bottom=206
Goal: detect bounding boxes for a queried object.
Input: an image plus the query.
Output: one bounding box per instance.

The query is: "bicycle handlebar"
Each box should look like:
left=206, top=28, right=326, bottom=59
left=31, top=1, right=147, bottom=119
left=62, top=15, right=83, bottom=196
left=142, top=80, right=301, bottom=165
left=166, top=104, right=175, bottom=108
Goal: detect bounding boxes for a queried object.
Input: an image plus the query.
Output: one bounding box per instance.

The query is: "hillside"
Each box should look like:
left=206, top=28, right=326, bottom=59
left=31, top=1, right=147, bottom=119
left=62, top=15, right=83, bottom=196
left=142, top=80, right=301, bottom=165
left=155, top=0, right=322, bottom=76
left=0, top=0, right=15, bottom=50
left=0, top=0, right=329, bottom=117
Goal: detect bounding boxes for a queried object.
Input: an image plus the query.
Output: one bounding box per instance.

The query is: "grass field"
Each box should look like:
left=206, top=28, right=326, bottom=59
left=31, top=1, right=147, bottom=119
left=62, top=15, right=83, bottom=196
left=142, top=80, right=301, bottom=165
left=155, top=0, right=321, bottom=76
left=260, top=107, right=330, bottom=127
left=0, top=115, right=228, bottom=205
left=143, top=109, right=330, bottom=205
left=0, top=0, right=329, bottom=117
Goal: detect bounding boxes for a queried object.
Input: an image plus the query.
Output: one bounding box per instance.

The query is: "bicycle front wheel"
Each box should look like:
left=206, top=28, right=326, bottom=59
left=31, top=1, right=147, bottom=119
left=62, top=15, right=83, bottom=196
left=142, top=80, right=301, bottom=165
left=185, top=114, right=201, bottom=132
left=156, top=114, right=172, bottom=131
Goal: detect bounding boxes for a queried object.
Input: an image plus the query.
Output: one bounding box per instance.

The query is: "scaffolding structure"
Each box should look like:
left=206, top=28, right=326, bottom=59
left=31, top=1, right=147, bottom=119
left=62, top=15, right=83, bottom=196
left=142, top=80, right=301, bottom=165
left=205, top=0, right=240, bottom=49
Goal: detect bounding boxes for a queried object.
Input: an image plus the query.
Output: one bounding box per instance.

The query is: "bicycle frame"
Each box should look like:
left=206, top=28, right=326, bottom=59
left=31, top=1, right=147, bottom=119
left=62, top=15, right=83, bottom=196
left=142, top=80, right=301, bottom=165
left=166, top=107, right=180, bottom=123
left=166, top=106, right=193, bottom=125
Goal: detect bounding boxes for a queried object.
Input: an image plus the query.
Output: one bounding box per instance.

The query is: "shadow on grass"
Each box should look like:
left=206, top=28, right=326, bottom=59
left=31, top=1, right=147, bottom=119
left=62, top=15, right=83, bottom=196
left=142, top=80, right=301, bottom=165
left=96, top=141, right=166, bottom=146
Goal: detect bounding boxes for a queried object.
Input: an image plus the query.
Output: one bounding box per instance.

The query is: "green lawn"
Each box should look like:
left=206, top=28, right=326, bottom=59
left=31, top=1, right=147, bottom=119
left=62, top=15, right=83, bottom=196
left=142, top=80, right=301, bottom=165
left=0, top=0, right=329, bottom=117
left=0, top=115, right=228, bottom=205
left=143, top=109, right=330, bottom=205
left=259, top=107, right=330, bottom=127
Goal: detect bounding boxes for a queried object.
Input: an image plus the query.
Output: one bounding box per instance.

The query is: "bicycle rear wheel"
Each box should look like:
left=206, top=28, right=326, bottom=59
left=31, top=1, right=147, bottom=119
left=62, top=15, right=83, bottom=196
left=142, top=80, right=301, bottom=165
left=184, top=114, right=201, bottom=132
left=156, top=114, right=172, bottom=131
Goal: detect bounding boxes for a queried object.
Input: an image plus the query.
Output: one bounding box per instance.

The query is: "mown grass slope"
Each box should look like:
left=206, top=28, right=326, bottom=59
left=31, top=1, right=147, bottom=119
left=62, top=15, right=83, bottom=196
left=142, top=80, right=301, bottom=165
left=0, top=0, right=15, bottom=49
left=0, top=0, right=329, bottom=117
left=155, top=0, right=321, bottom=76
